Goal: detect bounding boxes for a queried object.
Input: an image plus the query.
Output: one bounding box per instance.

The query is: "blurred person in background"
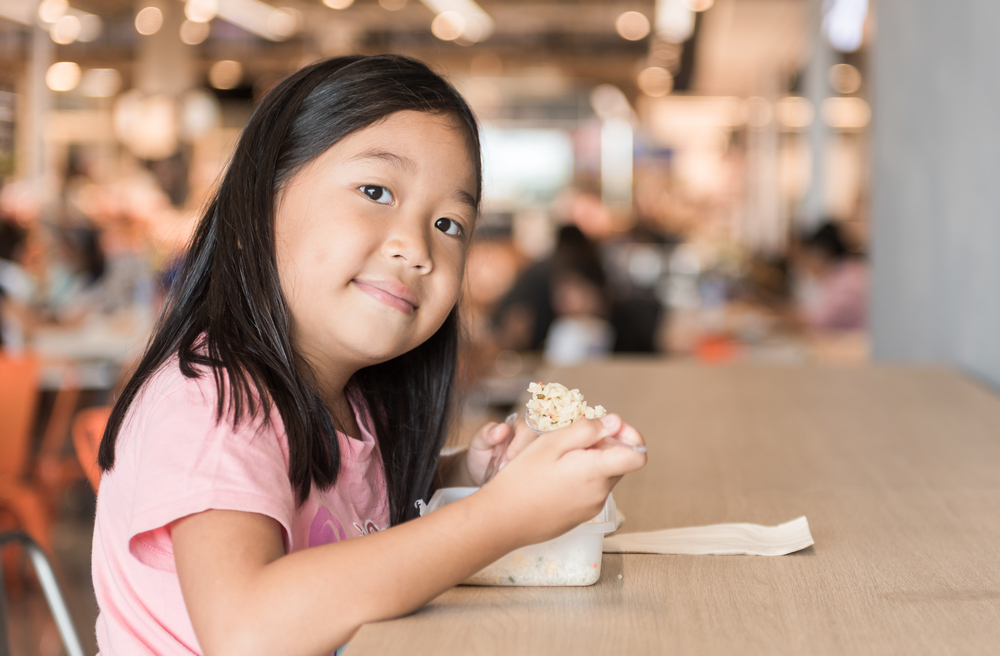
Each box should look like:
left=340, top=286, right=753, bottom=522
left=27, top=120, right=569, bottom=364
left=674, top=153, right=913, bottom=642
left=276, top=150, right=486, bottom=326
left=544, top=225, right=615, bottom=365
left=794, top=220, right=869, bottom=331
left=41, top=225, right=106, bottom=324
left=0, top=216, right=36, bottom=350
left=492, top=224, right=607, bottom=354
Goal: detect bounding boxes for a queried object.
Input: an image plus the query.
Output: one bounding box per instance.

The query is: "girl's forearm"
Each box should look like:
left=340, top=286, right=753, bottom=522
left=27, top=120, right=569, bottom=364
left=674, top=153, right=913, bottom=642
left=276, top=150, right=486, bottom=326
left=181, top=486, right=516, bottom=656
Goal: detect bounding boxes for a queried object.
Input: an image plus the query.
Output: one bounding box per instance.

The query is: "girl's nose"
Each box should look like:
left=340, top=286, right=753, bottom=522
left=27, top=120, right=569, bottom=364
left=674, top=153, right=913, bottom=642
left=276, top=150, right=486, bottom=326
left=382, top=218, right=433, bottom=272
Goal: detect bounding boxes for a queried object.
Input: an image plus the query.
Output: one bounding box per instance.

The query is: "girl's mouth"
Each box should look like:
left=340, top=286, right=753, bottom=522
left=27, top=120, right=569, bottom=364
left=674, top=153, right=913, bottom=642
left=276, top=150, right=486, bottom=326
left=353, top=279, right=419, bottom=314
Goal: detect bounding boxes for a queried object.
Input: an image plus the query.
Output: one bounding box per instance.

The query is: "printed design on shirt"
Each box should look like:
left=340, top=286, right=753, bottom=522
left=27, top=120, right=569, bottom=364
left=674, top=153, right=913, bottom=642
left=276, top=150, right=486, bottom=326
left=353, top=519, right=387, bottom=536
left=308, top=506, right=347, bottom=548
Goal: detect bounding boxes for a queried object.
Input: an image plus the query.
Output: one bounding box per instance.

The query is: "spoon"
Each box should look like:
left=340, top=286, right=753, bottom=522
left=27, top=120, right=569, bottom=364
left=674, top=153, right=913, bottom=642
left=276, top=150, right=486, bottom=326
left=480, top=412, right=519, bottom=487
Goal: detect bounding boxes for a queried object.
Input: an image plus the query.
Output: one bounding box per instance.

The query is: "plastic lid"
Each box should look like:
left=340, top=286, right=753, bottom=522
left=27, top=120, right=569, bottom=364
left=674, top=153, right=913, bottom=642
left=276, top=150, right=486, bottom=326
left=420, top=487, right=618, bottom=535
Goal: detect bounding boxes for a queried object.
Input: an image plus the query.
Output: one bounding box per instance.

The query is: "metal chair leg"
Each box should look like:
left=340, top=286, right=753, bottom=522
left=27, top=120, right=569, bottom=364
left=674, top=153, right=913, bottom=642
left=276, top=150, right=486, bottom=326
left=0, top=532, right=86, bottom=656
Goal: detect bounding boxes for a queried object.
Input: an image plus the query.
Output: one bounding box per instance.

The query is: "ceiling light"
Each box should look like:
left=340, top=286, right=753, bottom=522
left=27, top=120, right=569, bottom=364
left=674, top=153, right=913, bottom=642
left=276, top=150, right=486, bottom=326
left=655, top=0, right=694, bottom=44
left=38, top=0, right=68, bottom=23
left=637, top=66, right=673, bottom=97
left=268, top=7, right=299, bottom=38
left=113, top=91, right=178, bottom=160
left=322, top=0, right=354, bottom=9
left=46, top=62, right=81, bottom=92
left=209, top=60, right=242, bottom=90
left=180, top=19, right=210, bottom=44
left=686, top=0, right=714, bottom=11
left=431, top=11, right=465, bottom=41
left=422, top=0, right=494, bottom=43
left=50, top=14, right=81, bottom=44
left=135, top=6, right=163, bottom=35
left=616, top=11, right=651, bottom=41
left=823, top=0, right=868, bottom=52
left=185, top=0, right=217, bottom=23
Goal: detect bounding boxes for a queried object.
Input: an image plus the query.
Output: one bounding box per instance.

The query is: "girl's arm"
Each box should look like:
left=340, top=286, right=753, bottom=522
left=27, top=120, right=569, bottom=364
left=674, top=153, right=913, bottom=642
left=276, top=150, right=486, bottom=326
left=173, top=414, right=645, bottom=656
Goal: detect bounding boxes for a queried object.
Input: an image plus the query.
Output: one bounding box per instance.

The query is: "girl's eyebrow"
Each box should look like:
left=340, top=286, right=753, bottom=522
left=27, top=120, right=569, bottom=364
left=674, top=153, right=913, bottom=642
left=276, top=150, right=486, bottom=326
left=453, top=189, right=478, bottom=214
left=346, top=149, right=416, bottom=173
left=349, top=147, right=478, bottom=212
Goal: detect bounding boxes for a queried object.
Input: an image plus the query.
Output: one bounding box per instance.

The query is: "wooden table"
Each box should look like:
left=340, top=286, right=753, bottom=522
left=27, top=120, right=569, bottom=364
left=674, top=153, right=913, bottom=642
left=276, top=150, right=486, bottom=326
left=348, top=361, right=1000, bottom=655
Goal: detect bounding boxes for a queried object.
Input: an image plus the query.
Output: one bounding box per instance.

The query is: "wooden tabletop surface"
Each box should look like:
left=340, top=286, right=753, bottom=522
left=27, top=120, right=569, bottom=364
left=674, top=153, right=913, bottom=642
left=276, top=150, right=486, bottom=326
left=347, top=361, right=1000, bottom=655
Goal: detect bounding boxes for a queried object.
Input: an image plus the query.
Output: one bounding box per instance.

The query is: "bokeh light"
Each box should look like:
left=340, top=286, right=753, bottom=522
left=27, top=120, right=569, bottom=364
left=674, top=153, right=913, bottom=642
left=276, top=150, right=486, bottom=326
left=45, top=61, right=81, bottom=92
left=180, top=19, right=210, bottom=45
left=209, top=60, right=243, bottom=90
left=616, top=11, right=651, bottom=41
left=50, top=14, right=81, bottom=44
left=637, top=66, right=673, bottom=97
left=135, top=6, right=164, bottom=35
left=184, top=0, right=218, bottom=23
left=431, top=11, right=465, bottom=41
left=829, top=63, right=862, bottom=94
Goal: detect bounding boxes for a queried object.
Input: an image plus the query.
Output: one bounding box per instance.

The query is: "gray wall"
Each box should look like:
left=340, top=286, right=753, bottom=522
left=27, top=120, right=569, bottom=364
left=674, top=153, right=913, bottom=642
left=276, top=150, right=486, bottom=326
left=871, top=0, right=1000, bottom=388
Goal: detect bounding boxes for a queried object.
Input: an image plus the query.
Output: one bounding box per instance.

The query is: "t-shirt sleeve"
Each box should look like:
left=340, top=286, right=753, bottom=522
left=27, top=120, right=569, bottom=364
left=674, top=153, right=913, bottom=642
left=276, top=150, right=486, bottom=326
left=126, top=374, right=296, bottom=572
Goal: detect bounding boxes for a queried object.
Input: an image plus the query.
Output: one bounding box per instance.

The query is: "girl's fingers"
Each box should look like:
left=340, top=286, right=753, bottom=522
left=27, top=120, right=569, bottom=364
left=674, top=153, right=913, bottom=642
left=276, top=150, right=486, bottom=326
left=470, top=421, right=506, bottom=451
left=501, top=421, right=539, bottom=461
left=595, top=445, right=647, bottom=478
left=550, top=415, right=621, bottom=454
left=610, top=421, right=645, bottom=448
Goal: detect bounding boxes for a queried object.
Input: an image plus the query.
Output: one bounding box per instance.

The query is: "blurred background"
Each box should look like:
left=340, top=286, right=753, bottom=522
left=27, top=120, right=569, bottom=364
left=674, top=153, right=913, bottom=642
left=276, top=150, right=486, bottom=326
left=2, top=0, right=999, bottom=653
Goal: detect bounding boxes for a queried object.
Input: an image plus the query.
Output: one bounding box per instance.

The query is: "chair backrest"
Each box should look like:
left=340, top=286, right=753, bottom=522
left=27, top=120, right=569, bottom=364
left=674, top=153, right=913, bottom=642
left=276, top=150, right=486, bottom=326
left=0, top=353, right=40, bottom=478
left=72, top=406, right=110, bottom=494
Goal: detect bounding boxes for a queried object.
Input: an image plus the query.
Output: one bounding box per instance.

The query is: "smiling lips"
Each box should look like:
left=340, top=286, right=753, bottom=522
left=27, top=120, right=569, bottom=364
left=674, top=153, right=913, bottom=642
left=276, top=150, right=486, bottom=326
left=353, top=279, right=419, bottom=313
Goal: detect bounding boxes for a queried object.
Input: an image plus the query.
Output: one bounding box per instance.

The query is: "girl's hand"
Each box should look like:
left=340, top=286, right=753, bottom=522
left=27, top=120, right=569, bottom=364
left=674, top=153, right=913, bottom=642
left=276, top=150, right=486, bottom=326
left=464, top=417, right=539, bottom=484
left=436, top=418, right=538, bottom=489
left=478, top=413, right=646, bottom=547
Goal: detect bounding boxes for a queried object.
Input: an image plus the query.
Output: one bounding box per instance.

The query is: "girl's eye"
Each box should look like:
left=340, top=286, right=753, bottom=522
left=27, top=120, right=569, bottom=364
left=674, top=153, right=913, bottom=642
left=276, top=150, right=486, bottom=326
left=435, top=217, right=465, bottom=237
left=360, top=185, right=393, bottom=205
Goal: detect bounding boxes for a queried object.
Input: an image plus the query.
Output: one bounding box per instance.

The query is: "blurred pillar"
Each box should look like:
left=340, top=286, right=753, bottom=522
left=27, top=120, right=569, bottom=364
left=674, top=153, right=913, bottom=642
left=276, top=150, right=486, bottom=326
left=135, top=0, right=195, bottom=97
left=21, top=22, right=53, bottom=193
left=871, top=0, right=1000, bottom=387
left=743, top=90, right=784, bottom=256
left=799, top=0, right=833, bottom=232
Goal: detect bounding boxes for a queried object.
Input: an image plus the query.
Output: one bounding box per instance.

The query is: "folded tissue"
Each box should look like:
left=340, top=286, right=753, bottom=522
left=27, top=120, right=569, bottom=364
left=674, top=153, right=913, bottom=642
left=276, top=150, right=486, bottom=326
left=603, top=516, right=814, bottom=556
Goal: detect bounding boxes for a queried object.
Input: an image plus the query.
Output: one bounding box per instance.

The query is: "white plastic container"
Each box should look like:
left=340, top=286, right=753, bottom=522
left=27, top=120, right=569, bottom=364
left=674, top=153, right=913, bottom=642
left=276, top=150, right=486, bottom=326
left=419, top=487, right=617, bottom=586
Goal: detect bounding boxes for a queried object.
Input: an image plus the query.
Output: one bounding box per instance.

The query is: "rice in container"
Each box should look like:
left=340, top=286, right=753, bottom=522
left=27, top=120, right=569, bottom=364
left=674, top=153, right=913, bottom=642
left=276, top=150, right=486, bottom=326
left=419, top=487, right=617, bottom=586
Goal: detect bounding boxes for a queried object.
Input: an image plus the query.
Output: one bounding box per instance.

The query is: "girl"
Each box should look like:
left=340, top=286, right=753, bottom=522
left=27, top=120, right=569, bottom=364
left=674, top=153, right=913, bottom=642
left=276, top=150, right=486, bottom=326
left=92, top=55, right=646, bottom=656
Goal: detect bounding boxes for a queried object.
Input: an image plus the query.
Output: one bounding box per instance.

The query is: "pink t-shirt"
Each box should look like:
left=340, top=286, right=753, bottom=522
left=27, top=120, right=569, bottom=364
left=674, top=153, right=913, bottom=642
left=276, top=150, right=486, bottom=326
left=91, top=357, right=389, bottom=655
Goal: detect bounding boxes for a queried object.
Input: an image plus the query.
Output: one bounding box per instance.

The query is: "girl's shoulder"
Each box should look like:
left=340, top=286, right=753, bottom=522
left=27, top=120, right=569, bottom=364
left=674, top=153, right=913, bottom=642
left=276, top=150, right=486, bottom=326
left=123, top=353, right=284, bottom=456
left=140, top=353, right=215, bottom=409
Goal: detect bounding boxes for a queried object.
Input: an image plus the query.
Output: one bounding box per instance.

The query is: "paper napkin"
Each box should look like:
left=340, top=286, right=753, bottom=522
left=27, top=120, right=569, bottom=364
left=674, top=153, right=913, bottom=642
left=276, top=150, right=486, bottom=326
left=602, top=516, right=814, bottom=556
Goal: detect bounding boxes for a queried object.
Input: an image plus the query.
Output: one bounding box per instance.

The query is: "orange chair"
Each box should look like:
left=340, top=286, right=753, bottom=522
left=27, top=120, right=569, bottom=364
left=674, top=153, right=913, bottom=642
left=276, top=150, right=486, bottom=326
left=34, top=362, right=84, bottom=509
left=72, top=406, right=110, bottom=494
left=0, top=353, right=51, bottom=553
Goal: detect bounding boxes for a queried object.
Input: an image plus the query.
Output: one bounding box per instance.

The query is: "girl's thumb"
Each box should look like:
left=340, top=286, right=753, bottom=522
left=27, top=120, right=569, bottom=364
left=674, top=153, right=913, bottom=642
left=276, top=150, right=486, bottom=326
left=488, top=422, right=507, bottom=443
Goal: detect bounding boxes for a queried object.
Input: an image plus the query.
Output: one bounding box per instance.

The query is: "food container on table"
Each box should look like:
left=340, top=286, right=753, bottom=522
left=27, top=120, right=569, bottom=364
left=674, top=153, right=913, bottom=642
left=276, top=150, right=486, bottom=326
left=418, top=487, right=617, bottom=586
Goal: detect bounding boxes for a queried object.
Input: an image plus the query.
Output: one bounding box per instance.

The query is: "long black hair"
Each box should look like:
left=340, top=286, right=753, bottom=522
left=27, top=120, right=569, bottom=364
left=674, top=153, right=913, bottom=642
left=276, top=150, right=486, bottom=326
left=99, top=55, right=482, bottom=525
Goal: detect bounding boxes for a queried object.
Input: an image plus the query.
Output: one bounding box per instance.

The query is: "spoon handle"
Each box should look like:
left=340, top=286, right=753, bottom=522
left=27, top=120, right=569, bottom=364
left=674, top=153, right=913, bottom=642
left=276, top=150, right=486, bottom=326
left=480, top=412, right=518, bottom=487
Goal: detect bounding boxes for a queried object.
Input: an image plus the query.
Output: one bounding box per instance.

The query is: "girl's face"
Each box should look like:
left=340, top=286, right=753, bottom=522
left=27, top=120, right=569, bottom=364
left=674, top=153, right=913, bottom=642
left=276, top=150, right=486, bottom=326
left=274, top=110, right=477, bottom=383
